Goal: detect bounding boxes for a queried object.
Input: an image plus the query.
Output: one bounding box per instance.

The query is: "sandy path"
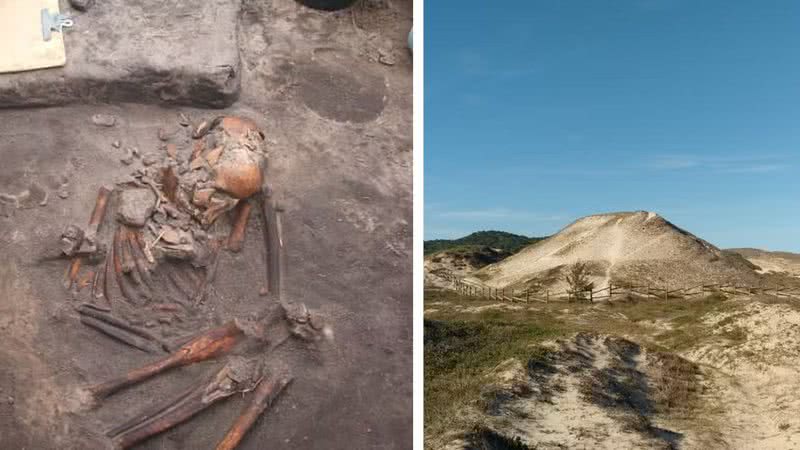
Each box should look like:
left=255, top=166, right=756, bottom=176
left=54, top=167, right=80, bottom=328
left=491, top=336, right=668, bottom=449
left=683, top=302, right=800, bottom=448
left=601, top=220, right=626, bottom=289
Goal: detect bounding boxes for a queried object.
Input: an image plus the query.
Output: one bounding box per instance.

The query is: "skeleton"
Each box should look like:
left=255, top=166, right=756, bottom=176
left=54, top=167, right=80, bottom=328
left=56, top=116, right=329, bottom=449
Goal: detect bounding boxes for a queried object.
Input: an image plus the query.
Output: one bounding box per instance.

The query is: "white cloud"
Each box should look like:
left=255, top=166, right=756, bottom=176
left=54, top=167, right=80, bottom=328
left=647, top=154, right=792, bottom=173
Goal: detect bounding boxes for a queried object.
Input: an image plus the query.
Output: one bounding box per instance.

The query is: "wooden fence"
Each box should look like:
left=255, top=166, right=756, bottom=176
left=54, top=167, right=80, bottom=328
left=436, top=271, right=800, bottom=304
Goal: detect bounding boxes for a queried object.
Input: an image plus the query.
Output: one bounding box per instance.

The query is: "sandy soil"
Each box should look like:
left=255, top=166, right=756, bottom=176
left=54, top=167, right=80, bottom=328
left=424, top=246, right=514, bottom=289
left=475, top=211, right=759, bottom=291
left=427, top=293, right=800, bottom=449
left=684, top=302, right=800, bottom=449
left=424, top=252, right=483, bottom=289
left=0, top=1, right=412, bottom=448
left=482, top=334, right=686, bottom=450
left=728, top=248, right=800, bottom=278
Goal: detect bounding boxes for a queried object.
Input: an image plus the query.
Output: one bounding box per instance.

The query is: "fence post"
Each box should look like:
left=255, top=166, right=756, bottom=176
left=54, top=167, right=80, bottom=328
left=609, top=283, right=613, bottom=301
left=589, top=289, right=593, bottom=303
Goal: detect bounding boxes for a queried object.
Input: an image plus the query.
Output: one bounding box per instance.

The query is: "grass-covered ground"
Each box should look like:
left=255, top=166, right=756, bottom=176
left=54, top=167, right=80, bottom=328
left=424, top=315, right=563, bottom=445
left=423, top=288, right=799, bottom=448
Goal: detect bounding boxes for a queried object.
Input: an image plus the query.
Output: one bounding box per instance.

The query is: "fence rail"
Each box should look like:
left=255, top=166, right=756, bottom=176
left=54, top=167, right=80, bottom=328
left=434, top=270, right=800, bottom=304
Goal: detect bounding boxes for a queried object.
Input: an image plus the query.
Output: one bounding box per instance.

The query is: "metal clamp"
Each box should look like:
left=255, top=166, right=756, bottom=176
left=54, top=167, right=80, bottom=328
left=41, top=8, right=74, bottom=42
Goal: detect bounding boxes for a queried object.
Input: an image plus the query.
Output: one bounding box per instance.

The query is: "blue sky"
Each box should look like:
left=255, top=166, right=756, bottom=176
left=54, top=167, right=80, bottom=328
left=424, top=0, right=800, bottom=251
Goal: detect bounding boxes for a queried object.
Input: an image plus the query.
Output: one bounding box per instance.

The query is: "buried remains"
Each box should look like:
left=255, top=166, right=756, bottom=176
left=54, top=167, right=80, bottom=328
left=50, top=115, right=332, bottom=449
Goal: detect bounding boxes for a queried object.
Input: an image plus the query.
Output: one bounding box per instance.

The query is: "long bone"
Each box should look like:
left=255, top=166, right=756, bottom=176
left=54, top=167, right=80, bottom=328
left=91, top=269, right=103, bottom=300
left=87, top=321, right=243, bottom=400
left=78, top=304, right=169, bottom=352
left=64, top=186, right=112, bottom=288
left=112, top=226, right=138, bottom=305
left=119, top=227, right=135, bottom=274
left=227, top=199, right=252, bottom=252
left=80, top=315, right=161, bottom=354
left=128, top=229, right=155, bottom=290
left=259, top=194, right=283, bottom=299
left=215, top=375, right=293, bottom=450
left=108, top=357, right=261, bottom=449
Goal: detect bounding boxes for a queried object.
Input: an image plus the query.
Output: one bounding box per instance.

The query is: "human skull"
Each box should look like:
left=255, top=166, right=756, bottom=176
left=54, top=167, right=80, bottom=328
left=188, top=116, right=267, bottom=227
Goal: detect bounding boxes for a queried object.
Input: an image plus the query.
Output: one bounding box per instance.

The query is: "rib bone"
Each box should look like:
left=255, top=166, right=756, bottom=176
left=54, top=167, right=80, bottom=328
left=80, top=316, right=160, bottom=354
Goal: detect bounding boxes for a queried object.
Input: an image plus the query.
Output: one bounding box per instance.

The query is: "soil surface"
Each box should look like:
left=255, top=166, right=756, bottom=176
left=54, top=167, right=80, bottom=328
left=728, top=248, right=800, bottom=278
left=0, top=0, right=412, bottom=448
left=474, top=211, right=759, bottom=292
left=425, top=292, right=800, bottom=450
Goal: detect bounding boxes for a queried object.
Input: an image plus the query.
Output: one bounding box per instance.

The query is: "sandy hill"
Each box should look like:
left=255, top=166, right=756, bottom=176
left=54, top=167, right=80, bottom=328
left=472, top=211, right=760, bottom=291
left=424, top=231, right=547, bottom=288
left=728, top=248, right=800, bottom=278
left=424, top=246, right=510, bottom=288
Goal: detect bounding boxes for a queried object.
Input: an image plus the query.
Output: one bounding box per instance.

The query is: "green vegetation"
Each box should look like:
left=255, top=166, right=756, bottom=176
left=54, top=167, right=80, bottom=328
left=424, top=230, right=546, bottom=256
left=423, top=288, right=776, bottom=446
left=424, top=290, right=567, bottom=447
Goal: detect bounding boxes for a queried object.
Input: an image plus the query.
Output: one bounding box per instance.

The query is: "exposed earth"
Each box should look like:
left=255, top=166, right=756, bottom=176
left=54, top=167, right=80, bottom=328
left=0, top=0, right=412, bottom=448
left=425, top=289, right=800, bottom=450
left=424, top=213, right=800, bottom=449
left=426, top=211, right=763, bottom=293
left=424, top=247, right=510, bottom=289
left=728, top=248, right=800, bottom=279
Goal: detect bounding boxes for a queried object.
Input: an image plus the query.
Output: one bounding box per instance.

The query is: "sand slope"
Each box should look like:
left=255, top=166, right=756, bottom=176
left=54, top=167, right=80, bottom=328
left=728, top=248, right=800, bottom=278
left=475, top=211, right=759, bottom=291
left=424, top=247, right=510, bottom=288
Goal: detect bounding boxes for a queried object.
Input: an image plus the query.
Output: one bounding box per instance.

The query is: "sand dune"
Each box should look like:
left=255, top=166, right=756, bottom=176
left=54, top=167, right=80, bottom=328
left=474, top=211, right=759, bottom=291
left=728, top=248, right=800, bottom=278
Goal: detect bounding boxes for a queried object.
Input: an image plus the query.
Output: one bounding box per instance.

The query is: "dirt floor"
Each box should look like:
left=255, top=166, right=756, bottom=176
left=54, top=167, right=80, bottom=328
left=0, top=0, right=412, bottom=448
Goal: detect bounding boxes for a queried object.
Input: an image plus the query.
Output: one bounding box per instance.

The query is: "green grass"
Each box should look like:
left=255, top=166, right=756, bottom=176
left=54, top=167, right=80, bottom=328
left=423, top=288, right=794, bottom=447
left=424, top=313, right=565, bottom=447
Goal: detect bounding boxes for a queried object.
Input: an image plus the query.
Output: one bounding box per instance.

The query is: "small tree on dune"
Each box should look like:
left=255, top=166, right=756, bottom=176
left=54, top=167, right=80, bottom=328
left=565, top=261, right=594, bottom=301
